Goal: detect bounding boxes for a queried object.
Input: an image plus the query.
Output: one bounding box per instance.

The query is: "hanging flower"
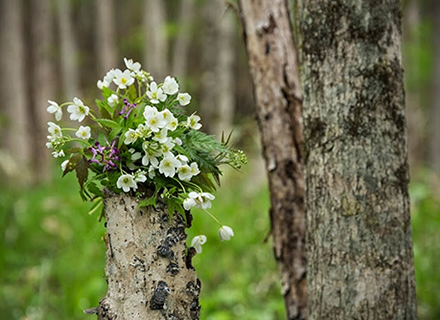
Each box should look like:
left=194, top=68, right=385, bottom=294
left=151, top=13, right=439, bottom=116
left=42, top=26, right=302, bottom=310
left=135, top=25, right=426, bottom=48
left=191, top=235, right=207, bottom=254
left=218, top=226, right=234, bottom=241
left=47, top=100, right=63, bottom=121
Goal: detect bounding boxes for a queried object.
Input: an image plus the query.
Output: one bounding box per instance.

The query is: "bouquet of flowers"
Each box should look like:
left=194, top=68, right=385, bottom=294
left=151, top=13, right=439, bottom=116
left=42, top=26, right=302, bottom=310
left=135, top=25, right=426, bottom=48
left=46, top=58, right=246, bottom=252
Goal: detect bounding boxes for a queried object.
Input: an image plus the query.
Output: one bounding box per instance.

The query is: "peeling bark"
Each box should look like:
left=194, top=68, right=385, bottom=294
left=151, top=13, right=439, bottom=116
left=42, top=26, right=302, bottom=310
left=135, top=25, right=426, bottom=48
left=88, top=193, right=200, bottom=320
left=239, top=1, right=306, bottom=319
left=297, top=0, right=417, bottom=318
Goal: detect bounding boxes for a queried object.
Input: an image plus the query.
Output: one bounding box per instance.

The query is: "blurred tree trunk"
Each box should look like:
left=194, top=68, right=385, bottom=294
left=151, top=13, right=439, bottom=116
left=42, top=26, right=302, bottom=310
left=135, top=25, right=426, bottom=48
left=403, top=0, right=424, bottom=170
left=57, top=0, right=79, bottom=99
left=28, top=0, right=54, bottom=183
left=172, top=0, right=195, bottom=79
left=96, top=0, right=117, bottom=75
left=144, top=0, right=168, bottom=79
left=213, top=5, right=236, bottom=139
left=0, top=0, right=31, bottom=183
left=297, top=0, right=417, bottom=318
left=239, top=1, right=307, bottom=319
left=429, top=0, right=440, bottom=174
left=85, top=193, right=201, bottom=319
left=200, top=0, right=236, bottom=138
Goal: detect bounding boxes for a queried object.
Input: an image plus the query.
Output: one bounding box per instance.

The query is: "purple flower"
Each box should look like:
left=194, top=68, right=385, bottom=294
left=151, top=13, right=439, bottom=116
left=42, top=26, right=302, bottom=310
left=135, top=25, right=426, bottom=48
left=88, top=140, right=121, bottom=172
left=119, top=99, right=137, bottom=119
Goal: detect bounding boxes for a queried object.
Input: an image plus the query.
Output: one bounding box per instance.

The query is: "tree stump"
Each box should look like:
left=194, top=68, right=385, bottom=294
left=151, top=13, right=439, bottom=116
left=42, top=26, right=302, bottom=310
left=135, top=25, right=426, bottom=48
left=86, top=192, right=201, bottom=320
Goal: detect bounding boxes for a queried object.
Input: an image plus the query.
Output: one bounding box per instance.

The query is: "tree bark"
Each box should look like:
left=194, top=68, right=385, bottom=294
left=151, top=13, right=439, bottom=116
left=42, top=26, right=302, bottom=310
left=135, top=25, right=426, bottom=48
left=88, top=192, right=201, bottom=319
left=239, top=1, right=307, bottom=319
left=297, top=1, right=417, bottom=318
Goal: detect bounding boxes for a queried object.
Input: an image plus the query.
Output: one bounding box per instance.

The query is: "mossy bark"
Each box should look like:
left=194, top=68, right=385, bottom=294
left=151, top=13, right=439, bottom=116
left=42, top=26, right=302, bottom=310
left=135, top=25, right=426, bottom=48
left=297, top=0, right=417, bottom=319
left=239, top=1, right=306, bottom=319
left=86, top=192, right=200, bottom=320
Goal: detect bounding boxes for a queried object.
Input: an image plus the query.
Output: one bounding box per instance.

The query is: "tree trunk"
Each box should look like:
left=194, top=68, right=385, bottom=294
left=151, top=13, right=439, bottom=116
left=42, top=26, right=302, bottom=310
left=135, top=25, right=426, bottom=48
left=96, top=0, right=117, bottom=75
left=239, top=1, right=307, bottom=319
left=0, top=0, right=31, bottom=183
left=144, top=0, right=168, bottom=79
left=429, top=0, right=440, bottom=174
left=57, top=0, right=79, bottom=99
left=86, top=192, right=200, bottom=319
left=297, top=1, right=417, bottom=319
left=172, top=0, right=195, bottom=79
left=27, top=0, right=54, bottom=183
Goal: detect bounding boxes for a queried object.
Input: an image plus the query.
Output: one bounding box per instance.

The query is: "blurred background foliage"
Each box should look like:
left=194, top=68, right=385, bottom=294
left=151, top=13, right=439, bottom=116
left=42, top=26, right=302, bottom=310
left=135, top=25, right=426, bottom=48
left=0, top=0, right=439, bottom=319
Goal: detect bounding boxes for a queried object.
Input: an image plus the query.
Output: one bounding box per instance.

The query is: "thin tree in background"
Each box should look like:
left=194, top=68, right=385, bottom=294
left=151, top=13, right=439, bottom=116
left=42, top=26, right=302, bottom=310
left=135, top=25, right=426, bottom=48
left=144, top=0, right=168, bottom=79
left=172, top=0, right=196, bottom=79
left=28, top=0, right=54, bottom=183
left=429, top=0, right=440, bottom=174
left=96, top=0, right=117, bottom=75
left=239, top=1, right=307, bottom=319
left=0, top=0, right=31, bottom=183
left=297, top=0, right=417, bottom=318
left=57, top=0, right=79, bottom=99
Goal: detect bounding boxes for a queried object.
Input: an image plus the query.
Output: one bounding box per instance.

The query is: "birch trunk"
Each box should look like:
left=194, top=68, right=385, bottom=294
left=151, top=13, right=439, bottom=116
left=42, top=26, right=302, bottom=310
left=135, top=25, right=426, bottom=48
left=297, top=0, right=417, bottom=318
left=239, top=1, right=306, bottom=319
left=86, top=192, right=201, bottom=319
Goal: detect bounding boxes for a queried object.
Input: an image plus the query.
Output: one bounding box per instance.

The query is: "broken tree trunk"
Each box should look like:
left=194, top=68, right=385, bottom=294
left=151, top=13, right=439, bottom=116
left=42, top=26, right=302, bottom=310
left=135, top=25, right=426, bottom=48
left=85, top=192, right=201, bottom=320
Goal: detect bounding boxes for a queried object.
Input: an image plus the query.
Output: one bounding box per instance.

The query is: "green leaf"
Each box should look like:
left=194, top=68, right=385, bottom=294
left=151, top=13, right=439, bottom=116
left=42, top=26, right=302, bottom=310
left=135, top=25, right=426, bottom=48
left=94, top=118, right=122, bottom=129
left=137, top=195, right=157, bottom=209
left=96, top=99, right=113, bottom=119
left=88, top=198, right=103, bottom=216
left=76, top=155, right=89, bottom=189
left=63, top=153, right=81, bottom=177
left=87, top=181, right=104, bottom=198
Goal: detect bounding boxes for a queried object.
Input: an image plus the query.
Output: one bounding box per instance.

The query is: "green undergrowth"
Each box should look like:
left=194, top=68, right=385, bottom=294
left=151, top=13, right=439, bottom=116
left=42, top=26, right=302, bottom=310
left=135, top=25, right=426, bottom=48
left=1, top=165, right=439, bottom=319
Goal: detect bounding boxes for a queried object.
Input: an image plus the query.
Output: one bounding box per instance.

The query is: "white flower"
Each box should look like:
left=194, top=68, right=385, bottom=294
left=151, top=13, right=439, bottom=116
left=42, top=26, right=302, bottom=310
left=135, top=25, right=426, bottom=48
left=124, top=57, right=141, bottom=72
left=177, top=93, right=191, bottom=106
left=191, top=235, right=207, bottom=254
left=177, top=164, right=192, bottom=181
left=134, top=170, right=147, bottom=183
left=107, top=94, right=119, bottom=106
left=187, top=113, right=202, bottom=130
left=67, top=97, right=89, bottom=122
left=104, top=69, right=116, bottom=84
left=158, top=154, right=180, bottom=177
left=185, top=192, right=215, bottom=210
left=147, top=82, right=167, bottom=104
left=144, top=106, right=166, bottom=132
left=174, top=137, right=182, bottom=146
left=176, top=155, right=188, bottom=164
left=124, top=129, right=139, bottom=145
left=161, top=109, right=178, bottom=131
left=116, top=174, right=137, bottom=192
left=52, top=150, right=65, bottom=158
left=160, top=138, right=175, bottom=154
left=129, top=148, right=142, bottom=161
left=163, top=76, right=179, bottom=95
left=113, top=69, right=135, bottom=89
left=47, top=100, right=63, bottom=121
left=142, top=141, right=161, bottom=168
left=183, top=197, right=197, bottom=210
left=75, top=126, right=91, bottom=140
left=152, top=128, right=169, bottom=144
left=61, top=160, right=69, bottom=171
left=218, top=226, right=234, bottom=241
left=189, top=162, right=200, bottom=176
left=47, top=122, right=62, bottom=138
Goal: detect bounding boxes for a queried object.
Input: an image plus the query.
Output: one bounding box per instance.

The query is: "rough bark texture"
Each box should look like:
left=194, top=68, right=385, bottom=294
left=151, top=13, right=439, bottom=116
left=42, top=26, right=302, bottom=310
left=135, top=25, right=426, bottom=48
left=90, top=193, right=201, bottom=319
left=239, top=1, right=307, bottom=319
left=297, top=1, right=417, bottom=319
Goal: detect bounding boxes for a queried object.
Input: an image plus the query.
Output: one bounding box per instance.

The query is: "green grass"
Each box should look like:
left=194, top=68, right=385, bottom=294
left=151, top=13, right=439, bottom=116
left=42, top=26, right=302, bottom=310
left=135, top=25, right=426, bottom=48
left=1, top=165, right=439, bottom=319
